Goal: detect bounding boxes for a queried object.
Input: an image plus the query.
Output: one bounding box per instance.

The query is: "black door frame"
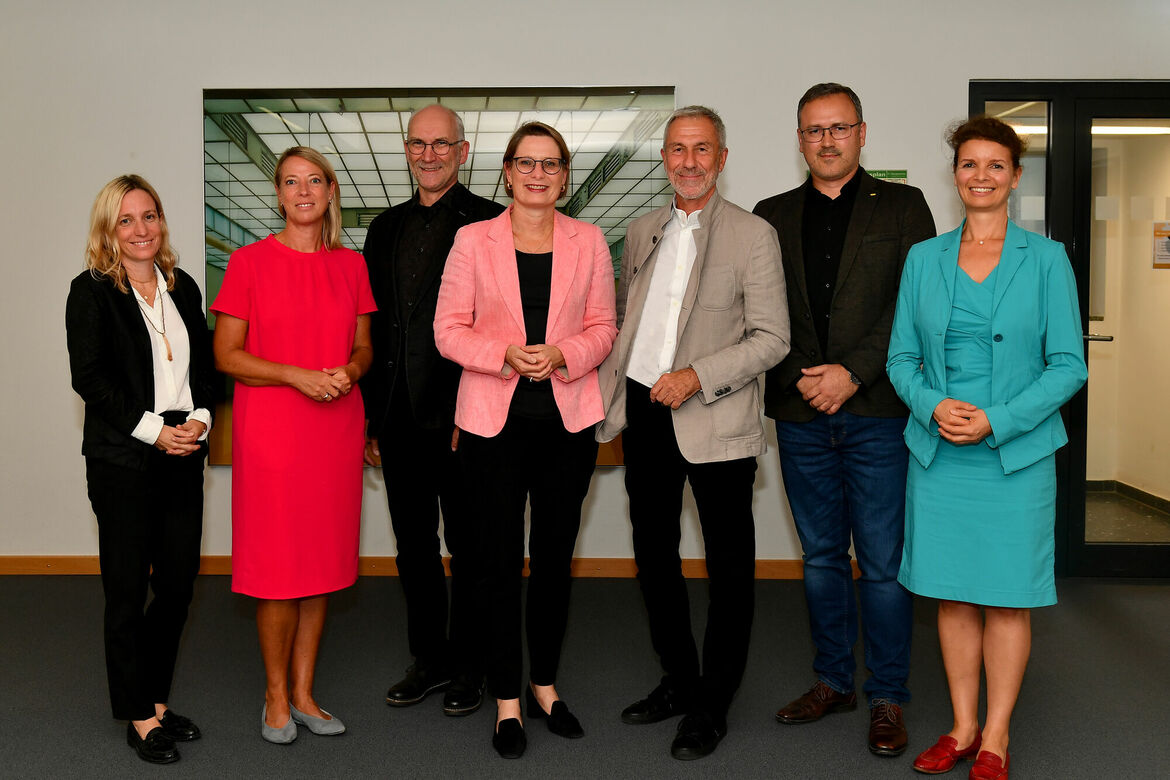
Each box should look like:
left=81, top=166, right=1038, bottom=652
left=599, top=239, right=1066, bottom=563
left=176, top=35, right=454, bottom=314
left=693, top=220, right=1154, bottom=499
left=969, top=80, right=1170, bottom=577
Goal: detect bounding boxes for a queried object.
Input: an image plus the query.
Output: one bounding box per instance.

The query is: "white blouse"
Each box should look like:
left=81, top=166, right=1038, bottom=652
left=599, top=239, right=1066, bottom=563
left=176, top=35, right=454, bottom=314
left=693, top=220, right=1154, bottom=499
left=128, top=265, right=212, bottom=446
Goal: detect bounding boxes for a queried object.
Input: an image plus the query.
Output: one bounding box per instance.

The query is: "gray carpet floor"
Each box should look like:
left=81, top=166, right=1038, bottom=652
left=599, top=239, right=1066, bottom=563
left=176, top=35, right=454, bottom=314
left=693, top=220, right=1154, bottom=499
left=1, top=575, right=1167, bottom=778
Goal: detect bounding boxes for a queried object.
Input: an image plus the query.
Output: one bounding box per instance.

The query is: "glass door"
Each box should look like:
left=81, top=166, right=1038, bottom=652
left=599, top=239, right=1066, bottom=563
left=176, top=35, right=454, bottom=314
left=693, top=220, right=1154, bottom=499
left=971, top=82, right=1170, bottom=577
left=1073, top=100, right=1170, bottom=575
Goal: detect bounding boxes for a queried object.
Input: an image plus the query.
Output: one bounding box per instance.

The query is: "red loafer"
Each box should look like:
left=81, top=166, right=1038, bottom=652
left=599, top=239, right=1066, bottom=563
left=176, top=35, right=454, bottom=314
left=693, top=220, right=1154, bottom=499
left=968, top=750, right=1009, bottom=780
left=912, top=730, right=982, bottom=774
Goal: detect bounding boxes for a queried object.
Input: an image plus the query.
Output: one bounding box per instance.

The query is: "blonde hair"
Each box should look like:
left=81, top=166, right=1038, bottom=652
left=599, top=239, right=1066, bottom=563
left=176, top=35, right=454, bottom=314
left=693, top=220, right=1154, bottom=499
left=274, top=146, right=343, bottom=250
left=85, top=175, right=177, bottom=293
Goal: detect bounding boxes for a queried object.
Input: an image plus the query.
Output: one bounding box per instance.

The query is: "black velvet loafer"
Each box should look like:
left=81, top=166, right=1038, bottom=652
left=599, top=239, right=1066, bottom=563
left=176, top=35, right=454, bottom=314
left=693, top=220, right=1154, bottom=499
left=159, top=710, right=201, bottom=742
left=492, top=718, right=527, bottom=759
left=127, top=723, right=179, bottom=764
left=526, top=687, right=584, bottom=738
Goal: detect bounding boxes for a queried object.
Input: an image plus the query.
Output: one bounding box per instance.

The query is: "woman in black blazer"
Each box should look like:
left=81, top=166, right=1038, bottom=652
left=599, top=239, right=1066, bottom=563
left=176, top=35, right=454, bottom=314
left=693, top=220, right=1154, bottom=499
left=66, top=175, right=217, bottom=765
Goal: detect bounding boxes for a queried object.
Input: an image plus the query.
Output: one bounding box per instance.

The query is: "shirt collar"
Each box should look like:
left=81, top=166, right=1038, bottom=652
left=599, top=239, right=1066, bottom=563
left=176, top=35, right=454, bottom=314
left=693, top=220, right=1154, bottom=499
left=805, top=166, right=865, bottom=202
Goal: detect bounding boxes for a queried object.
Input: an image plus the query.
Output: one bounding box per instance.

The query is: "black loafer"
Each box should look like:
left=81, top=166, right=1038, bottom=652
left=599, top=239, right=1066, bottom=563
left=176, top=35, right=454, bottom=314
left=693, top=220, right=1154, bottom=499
left=621, top=682, right=692, bottom=725
left=127, top=723, right=179, bottom=764
left=386, top=663, right=451, bottom=707
left=526, top=687, right=584, bottom=738
left=159, top=710, right=201, bottom=742
left=670, top=712, right=725, bottom=761
left=443, top=676, right=485, bottom=716
left=492, top=718, right=527, bottom=759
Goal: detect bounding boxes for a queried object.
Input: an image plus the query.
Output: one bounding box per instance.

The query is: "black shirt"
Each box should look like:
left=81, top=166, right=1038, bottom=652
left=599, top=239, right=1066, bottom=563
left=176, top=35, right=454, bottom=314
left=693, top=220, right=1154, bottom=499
left=511, top=250, right=557, bottom=420
left=802, top=168, right=863, bottom=355
left=394, top=186, right=461, bottom=323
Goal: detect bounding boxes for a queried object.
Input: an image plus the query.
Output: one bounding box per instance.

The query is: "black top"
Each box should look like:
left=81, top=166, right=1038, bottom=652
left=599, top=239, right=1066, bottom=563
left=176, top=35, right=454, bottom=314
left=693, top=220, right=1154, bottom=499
left=361, top=182, right=505, bottom=434
left=511, top=250, right=557, bottom=420
left=801, top=168, right=862, bottom=356
left=395, top=187, right=461, bottom=323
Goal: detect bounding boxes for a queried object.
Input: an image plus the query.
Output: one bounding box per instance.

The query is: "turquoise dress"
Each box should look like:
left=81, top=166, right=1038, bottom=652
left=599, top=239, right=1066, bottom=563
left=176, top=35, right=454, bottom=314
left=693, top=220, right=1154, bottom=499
left=898, top=267, right=1057, bottom=608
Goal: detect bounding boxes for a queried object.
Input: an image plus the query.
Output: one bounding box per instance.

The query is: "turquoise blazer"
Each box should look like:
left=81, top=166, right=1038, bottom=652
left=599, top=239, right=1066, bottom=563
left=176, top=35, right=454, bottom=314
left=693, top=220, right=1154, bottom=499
left=886, top=220, right=1087, bottom=475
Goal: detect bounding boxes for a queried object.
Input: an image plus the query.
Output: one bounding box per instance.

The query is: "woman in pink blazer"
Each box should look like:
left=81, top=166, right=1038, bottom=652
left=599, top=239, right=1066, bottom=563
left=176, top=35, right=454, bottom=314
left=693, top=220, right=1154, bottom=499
left=434, top=122, right=617, bottom=759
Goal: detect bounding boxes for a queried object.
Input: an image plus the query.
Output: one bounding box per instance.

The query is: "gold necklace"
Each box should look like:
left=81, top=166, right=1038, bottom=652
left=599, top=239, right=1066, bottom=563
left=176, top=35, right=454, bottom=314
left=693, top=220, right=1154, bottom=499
left=135, top=291, right=173, bottom=361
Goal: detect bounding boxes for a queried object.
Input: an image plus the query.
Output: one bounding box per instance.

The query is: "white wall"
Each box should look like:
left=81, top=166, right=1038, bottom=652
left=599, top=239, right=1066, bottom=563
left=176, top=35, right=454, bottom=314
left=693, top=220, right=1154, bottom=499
left=5, top=0, right=1170, bottom=557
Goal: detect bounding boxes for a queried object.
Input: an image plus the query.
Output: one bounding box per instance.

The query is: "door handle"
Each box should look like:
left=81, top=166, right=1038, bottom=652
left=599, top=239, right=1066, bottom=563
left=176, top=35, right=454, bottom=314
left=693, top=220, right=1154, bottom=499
left=1084, top=334, right=1114, bottom=342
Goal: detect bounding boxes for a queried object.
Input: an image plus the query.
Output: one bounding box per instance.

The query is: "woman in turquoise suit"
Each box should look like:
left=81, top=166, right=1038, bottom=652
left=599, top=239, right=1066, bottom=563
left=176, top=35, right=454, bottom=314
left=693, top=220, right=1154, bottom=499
left=886, top=117, right=1086, bottom=780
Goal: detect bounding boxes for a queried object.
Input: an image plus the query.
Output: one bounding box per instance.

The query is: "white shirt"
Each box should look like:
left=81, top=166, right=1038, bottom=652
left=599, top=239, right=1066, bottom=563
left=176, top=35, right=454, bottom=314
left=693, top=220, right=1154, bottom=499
left=129, top=265, right=212, bottom=446
left=626, top=202, right=702, bottom=387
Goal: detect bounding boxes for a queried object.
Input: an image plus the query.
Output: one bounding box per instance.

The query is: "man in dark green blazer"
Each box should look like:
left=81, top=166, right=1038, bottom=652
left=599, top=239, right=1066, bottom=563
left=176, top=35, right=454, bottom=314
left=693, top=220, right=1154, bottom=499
left=752, top=83, right=935, bottom=759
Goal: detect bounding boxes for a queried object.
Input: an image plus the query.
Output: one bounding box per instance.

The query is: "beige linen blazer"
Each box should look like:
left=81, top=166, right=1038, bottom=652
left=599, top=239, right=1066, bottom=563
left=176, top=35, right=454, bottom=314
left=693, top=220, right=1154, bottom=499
left=597, top=190, right=790, bottom=463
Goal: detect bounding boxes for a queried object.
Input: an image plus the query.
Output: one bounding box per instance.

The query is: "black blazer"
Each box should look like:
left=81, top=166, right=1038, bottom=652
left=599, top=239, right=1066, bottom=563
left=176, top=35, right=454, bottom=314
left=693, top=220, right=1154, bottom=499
left=66, top=267, right=217, bottom=469
left=753, top=169, right=936, bottom=422
left=362, top=183, right=504, bottom=434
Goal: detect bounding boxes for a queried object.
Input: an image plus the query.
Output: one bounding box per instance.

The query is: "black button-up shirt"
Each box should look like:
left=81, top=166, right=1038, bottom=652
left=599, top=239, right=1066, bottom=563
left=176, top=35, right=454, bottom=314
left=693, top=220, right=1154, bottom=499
left=395, top=186, right=461, bottom=322
left=802, top=168, right=862, bottom=356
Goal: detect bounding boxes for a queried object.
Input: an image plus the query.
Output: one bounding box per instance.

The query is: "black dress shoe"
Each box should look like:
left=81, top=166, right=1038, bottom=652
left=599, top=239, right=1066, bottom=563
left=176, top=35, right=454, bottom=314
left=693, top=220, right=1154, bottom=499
left=620, top=682, right=693, bottom=725
left=443, top=676, right=485, bottom=716
left=159, top=710, right=201, bottom=742
left=670, top=711, right=725, bottom=761
left=127, top=723, right=179, bottom=764
left=385, top=663, right=451, bottom=707
left=492, top=718, right=527, bottom=759
left=526, top=687, right=584, bottom=738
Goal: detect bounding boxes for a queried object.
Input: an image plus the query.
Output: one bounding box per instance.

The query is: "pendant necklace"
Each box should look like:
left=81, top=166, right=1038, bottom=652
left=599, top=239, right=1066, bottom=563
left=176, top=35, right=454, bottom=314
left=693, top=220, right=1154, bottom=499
left=136, top=289, right=173, bottom=361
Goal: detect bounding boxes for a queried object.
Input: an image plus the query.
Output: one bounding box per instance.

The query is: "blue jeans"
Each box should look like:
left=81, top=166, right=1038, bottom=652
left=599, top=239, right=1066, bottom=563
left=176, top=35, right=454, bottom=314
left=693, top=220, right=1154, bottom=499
left=775, top=412, right=912, bottom=704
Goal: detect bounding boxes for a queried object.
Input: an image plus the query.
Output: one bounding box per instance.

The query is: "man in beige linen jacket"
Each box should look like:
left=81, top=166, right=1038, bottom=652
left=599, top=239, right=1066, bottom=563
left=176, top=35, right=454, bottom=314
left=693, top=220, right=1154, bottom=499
left=597, top=105, right=790, bottom=761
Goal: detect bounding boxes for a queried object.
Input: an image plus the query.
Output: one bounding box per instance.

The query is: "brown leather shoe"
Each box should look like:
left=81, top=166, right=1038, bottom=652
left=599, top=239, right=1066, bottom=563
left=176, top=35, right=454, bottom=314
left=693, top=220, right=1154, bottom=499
left=868, top=700, right=908, bottom=757
left=775, top=680, right=857, bottom=724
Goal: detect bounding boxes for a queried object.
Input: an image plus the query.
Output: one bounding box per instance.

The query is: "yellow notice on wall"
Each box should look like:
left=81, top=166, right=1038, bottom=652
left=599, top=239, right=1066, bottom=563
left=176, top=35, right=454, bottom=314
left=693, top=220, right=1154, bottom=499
left=1155, top=222, right=1170, bottom=269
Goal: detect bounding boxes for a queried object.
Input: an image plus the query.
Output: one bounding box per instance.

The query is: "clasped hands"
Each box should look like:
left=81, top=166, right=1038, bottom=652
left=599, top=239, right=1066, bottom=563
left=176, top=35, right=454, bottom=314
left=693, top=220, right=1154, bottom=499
left=295, top=365, right=356, bottom=403
left=649, top=367, right=701, bottom=410
left=796, top=364, right=858, bottom=415
left=154, top=421, right=206, bottom=456
left=505, top=344, right=564, bottom=382
left=932, top=398, right=992, bottom=444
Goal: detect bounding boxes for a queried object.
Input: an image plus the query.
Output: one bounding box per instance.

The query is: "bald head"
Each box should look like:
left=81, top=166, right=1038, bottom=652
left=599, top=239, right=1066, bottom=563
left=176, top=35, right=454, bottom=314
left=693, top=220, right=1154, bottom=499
left=404, top=104, right=469, bottom=206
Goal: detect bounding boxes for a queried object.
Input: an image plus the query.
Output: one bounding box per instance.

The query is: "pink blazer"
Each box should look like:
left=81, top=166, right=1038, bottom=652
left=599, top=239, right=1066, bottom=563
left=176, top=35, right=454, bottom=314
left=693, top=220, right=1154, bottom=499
left=434, top=208, right=617, bottom=437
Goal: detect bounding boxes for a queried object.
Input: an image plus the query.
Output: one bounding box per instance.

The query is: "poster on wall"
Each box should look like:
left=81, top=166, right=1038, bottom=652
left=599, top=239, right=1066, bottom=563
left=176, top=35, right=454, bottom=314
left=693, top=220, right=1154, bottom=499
left=203, top=87, right=676, bottom=466
left=1154, top=222, right=1170, bottom=269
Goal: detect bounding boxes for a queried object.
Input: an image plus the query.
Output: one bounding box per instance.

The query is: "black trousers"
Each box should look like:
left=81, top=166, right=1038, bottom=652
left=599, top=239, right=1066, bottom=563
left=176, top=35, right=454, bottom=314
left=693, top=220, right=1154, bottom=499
left=622, top=379, right=757, bottom=719
left=460, top=412, right=598, bottom=701
left=379, top=393, right=476, bottom=676
left=85, top=450, right=204, bottom=721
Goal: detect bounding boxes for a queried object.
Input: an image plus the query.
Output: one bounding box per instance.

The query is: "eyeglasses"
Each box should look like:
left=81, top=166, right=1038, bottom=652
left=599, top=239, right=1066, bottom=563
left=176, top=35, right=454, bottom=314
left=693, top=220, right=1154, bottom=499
left=798, top=121, right=863, bottom=142
left=510, top=157, right=565, bottom=175
left=406, top=139, right=461, bottom=156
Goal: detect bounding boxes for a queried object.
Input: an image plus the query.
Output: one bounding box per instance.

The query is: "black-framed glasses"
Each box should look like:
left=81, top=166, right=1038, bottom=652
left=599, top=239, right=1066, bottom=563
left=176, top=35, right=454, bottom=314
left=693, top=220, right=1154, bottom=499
left=798, top=121, right=863, bottom=142
left=511, top=157, right=565, bottom=175
left=406, top=138, right=461, bottom=156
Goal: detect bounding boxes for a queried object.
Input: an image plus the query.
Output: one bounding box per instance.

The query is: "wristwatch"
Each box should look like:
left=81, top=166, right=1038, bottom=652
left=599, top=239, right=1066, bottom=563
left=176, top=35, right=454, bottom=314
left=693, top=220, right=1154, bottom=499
left=847, top=369, right=862, bottom=386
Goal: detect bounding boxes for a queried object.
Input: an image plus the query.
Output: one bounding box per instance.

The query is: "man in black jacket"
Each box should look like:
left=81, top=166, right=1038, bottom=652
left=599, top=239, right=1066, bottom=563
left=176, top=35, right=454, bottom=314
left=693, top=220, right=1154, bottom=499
left=363, top=104, right=504, bottom=715
left=753, top=83, right=935, bottom=758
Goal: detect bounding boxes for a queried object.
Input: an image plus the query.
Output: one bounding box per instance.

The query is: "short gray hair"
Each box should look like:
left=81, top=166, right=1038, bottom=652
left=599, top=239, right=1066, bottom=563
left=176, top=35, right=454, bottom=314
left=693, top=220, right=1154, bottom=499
left=664, top=105, right=726, bottom=150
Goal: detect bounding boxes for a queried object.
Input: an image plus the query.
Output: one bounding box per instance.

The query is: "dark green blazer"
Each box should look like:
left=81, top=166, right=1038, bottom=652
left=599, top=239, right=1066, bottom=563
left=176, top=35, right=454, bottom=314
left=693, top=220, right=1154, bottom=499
left=753, top=169, right=935, bottom=422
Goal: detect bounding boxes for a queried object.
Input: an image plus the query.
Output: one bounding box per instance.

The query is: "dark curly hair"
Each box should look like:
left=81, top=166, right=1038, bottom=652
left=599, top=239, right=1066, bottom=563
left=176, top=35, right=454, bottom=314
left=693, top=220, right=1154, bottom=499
left=947, top=116, right=1027, bottom=170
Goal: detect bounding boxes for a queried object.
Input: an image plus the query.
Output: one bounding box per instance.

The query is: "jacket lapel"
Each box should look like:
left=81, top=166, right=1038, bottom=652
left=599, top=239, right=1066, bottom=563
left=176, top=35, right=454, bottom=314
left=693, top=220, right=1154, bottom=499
left=834, top=171, right=877, bottom=302
left=487, top=210, right=526, bottom=336
left=620, top=205, right=671, bottom=341
left=546, top=211, right=580, bottom=338
left=782, top=186, right=812, bottom=314
left=676, top=190, right=723, bottom=340
left=937, top=223, right=961, bottom=303
left=992, top=220, right=1029, bottom=317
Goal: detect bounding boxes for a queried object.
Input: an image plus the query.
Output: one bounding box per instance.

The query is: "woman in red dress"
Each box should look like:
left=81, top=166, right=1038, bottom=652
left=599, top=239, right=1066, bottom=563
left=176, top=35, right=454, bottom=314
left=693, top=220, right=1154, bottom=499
left=212, top=146, right=375, bottom=744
